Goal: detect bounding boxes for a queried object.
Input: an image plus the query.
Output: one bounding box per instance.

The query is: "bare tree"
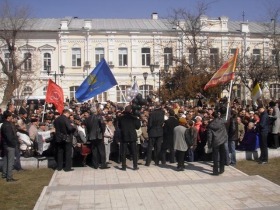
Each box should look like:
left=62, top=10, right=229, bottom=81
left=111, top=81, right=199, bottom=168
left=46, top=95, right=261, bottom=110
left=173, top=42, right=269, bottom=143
left=168, top=1, right=211, bottom=73
left=0, top=0, right=33, bottom=107
left=162, top=1, right=221, bottom=101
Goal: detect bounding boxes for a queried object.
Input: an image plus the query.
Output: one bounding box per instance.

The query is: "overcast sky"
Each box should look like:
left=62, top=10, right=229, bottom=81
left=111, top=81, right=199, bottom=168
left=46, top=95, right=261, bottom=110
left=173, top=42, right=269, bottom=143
left=6, top=0, right=280, bottom=22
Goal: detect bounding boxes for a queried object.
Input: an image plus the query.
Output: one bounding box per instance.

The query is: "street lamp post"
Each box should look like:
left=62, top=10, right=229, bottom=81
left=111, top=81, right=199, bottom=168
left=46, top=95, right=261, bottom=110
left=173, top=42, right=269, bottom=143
left=47, top=65, right=65, bottom=83
left=142, top=72, right=148, bottom=99
left=149, top=64, right=169, bottom=101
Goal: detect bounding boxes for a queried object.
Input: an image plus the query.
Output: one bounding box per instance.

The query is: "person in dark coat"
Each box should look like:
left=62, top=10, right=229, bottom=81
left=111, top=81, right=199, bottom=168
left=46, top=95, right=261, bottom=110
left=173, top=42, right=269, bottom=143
left=228, top=110, right=238, bottom=166
left=118, top=105, right=141, bottom=170
left=1, top=112, right=18, bottom=182
left=145, top=102, right=165, bottom=166
left=84, top=108, right=109, bottom=169
left=53, top=109, right=76, bottom=171
left=161, top=109, right=179, bottom=164
left=256, top=106, right=270, bottom=164
left=207, top=111, right=228, bottom=175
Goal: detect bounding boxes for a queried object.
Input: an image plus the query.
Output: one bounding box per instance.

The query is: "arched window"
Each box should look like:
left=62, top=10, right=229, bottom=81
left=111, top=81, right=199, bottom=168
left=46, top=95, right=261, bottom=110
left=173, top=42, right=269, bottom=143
left=232, top=84, right=241, bottom=99
left=69, top=86, right=79, bottom=99
left=269, top=84, right=280, bottom=100
left=22, top=86, right=32, bottom=96
left=116, top=85, right=130, bottom=102
left=93, top=92, right=108, bottom=103
left=139, top=85, right=153, bottom=98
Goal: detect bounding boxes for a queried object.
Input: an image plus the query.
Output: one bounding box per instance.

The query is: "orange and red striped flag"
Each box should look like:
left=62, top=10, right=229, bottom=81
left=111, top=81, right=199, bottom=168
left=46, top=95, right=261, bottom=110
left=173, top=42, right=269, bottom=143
left=204, top=48, right=239, bottom=90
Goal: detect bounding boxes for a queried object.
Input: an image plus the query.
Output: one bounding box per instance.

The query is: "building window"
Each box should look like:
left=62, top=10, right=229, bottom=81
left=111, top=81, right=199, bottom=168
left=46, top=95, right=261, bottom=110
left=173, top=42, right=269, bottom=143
left=93, top=92, right=108, bottom=103
left=210, top=48, right=219, bottom=67
left=188, top=48, right=195, bottom=65
left=43, top=53, right=51, bottom=71
left=230, top=48, right=237, bottom=56
left=95, top=48, right=104, bottom=66
left=232, top=84, right=241, bottom=98
left=4, top=53, right=12, bottom=71
left=139, top=85, right=153, bottom=97
left=118, top=48, right=128, bottom=66
left=252, top=49, right=261, bottom=64
left=72, top=48, right=81, bottom=67
left=116, top=85, right=130, bottom=102
left=271, top=49, right=279, bottom=67
left=24, top=53, right=32, bottom=71
left=70, top=86, right=79, bottom=99
left=141, top=48, right=151, bottom=66
left=270, top=84, right=280, bottom=100
left=164, top=48, right=172, bottom=66
left=22, top=86, right=32, bottom=96
left=43, top=86, right=47, bottom=96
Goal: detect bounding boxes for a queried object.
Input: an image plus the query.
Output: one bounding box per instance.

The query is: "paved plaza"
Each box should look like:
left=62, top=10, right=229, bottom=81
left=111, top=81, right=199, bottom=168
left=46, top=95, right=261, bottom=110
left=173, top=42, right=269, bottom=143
left=34, top=160, right=280, bottom=210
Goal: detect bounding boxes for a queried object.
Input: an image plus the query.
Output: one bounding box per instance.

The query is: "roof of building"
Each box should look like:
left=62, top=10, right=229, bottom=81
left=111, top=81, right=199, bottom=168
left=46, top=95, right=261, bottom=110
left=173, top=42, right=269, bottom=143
left=2, top=17, right=279, bottom=34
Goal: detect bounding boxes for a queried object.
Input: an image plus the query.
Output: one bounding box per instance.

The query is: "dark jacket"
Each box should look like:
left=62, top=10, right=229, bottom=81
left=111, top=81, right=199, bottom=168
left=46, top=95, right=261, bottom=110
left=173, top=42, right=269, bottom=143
left=228, top=116, right=238, bottom=141
left=54, top=114, right=76, bottom=136
left=147, top=108, right=165, bottom=138
left=85, top=114, right=105, bottom=140
left=118, top=112, right=141, bottom=142
left=258, top=111, right=270, bottom=134
left=207, top=117, right=228, bottom=148
left=1, top=120, right=18, bottom=148
left=162, top=116, right=179, bottom=149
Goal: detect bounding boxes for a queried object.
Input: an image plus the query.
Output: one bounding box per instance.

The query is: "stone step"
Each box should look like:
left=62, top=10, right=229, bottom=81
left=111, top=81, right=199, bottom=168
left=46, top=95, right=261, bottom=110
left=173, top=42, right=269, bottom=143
left=1, top=148, right=279, bottom=169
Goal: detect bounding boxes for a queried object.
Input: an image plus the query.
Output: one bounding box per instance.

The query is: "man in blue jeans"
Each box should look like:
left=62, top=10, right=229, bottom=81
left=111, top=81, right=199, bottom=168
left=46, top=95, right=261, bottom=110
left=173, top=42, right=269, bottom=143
left=1, top=112, right=18, bottom=182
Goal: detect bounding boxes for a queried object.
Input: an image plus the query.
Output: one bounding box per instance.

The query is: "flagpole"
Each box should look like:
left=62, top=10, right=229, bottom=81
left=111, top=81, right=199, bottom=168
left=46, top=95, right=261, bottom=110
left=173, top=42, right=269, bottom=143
left=117, top=85, right=127, bottom=104
left=226, top=80, right=234, bottom=121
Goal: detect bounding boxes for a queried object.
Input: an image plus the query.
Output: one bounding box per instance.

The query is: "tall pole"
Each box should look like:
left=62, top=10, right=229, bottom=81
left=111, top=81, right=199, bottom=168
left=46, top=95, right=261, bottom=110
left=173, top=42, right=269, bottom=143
left=158, top=71, right=161, bottom=101
left=54, top=72, right=57, bottom=84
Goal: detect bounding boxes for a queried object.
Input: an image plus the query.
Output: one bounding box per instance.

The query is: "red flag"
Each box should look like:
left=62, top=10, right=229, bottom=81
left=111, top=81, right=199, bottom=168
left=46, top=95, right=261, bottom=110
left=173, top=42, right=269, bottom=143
left=45, top=79, right=64, bottom=114
left=204, top=48, right=239, bottom=90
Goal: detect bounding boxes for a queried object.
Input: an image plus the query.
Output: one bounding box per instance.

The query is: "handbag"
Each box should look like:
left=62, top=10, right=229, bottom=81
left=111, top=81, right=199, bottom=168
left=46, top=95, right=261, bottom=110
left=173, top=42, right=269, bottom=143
left=204, top=144, right=212, bottom=154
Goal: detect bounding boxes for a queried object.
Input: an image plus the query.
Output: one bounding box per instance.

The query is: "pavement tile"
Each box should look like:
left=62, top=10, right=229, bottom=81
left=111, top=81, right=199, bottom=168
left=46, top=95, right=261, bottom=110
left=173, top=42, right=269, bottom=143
left=34, top=161, right=280, bottom=210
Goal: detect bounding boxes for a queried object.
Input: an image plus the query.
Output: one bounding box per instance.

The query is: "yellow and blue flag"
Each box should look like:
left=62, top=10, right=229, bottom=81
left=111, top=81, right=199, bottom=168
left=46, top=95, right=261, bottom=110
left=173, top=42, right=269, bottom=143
left=75, top=59, right=117, bottom=102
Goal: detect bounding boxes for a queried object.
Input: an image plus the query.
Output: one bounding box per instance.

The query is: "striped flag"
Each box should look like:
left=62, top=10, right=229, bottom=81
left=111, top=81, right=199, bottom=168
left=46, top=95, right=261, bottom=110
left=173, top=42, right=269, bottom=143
left=204, top=49, right=239, bottom=90
left=251, top=83, right=262, bottom=105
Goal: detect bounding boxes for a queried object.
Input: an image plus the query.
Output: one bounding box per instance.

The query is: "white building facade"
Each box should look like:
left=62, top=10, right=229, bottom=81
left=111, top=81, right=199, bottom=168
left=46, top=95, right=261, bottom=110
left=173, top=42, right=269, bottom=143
left=0, top=14, right=279, bottom=104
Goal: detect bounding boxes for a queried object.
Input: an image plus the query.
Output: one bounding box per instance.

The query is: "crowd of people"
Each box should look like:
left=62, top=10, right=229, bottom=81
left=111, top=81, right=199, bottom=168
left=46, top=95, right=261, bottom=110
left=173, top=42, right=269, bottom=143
left=0, top=96, right=279, bottom=182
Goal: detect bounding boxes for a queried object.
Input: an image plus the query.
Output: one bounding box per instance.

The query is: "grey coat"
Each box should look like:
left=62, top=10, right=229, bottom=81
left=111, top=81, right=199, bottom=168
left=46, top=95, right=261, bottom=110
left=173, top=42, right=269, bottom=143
left=173, top=125, right=188, bottom=152
left=269, top=106, right=280, bottom=134
left=207, top=117, right=228, bottom=148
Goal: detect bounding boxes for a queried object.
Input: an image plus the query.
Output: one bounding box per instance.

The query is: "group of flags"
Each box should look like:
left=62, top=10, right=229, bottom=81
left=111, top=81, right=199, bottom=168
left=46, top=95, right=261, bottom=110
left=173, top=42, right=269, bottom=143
left=45, top=58, right=117, bottom=114
left=46, top=53, right=264, bottom=114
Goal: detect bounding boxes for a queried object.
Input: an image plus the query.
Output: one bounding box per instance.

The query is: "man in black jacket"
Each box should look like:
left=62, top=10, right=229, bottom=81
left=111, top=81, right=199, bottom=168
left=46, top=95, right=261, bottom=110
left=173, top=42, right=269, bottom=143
left=257, top=106, right=270, bottom=164
left=54, top=109, right=76, bottom=171
left=145, top=102, right=165, bottom=166
left=207, top=111, right=228, bottom=175
left=161, top=109, right=179, bottom=164
left=1, top=112, right=18, bottom=182
left=228, top=110, right=238, bottom=166
left=85, top=108, right=109, bottom=169
left=118, top=105, right=141, bottom=170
